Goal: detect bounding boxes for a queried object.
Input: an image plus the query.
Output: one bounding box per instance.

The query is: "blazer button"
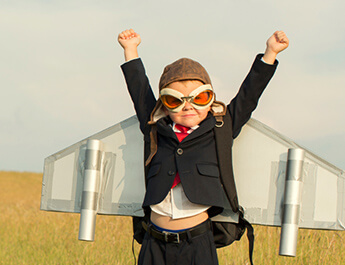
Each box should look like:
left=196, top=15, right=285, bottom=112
left=168, top=170, right=175, bottom=176
left=176, top=148, right=183, bottom=155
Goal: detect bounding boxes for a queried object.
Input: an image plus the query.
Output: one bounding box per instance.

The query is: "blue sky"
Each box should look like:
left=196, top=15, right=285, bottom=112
left=1, top=0, right=344, bottom=172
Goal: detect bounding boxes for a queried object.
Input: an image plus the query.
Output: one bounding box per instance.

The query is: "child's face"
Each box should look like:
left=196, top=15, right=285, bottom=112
left=162, top=80, right=211, bottom=128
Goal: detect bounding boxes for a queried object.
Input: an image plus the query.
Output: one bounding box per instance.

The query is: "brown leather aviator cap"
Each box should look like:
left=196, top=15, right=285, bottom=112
left=159, top=58, right=212, bottom=90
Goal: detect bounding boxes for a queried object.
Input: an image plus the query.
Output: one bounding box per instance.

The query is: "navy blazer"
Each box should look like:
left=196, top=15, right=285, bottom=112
left=121, top=55, right=278, bottom=216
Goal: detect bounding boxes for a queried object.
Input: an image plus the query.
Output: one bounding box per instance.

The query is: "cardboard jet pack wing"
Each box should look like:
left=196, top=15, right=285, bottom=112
left=40, top=116, right=344, bottom=255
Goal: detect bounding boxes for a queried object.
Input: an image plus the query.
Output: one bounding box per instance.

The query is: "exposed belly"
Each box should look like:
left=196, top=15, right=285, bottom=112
left=150, top=210, right=209, bottom=230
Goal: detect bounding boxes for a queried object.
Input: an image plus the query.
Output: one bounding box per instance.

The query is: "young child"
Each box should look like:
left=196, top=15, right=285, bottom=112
left=118, top=29, right=289, bottom=265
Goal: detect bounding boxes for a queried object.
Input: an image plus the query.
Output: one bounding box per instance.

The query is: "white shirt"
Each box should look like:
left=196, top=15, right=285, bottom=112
left=150, top=123, right=210, bottom=219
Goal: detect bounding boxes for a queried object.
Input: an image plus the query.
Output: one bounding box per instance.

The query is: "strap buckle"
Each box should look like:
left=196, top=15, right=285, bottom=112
left=163, top=231, right=180, bottom=243
left=214, top=115, right=224, bottom=128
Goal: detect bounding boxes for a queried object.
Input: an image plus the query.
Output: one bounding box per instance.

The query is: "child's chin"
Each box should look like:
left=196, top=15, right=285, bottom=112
left=172, top=115, right=203, bottom=127
left=179, top=120, right=199, bottom=128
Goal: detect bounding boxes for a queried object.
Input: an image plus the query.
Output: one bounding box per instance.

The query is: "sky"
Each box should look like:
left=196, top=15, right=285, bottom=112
left=0, top=0, right=344, bottom=172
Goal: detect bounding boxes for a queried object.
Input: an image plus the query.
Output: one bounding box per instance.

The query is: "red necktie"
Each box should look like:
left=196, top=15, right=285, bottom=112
left=174, top=124, right=190, bottom=142
left=171, top=124, right=190, bottom=188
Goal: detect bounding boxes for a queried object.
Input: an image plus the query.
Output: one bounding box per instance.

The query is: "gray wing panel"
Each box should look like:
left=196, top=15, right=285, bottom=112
left=40, top=116, right=145, bottom=217
left=225, top=119, right=345, bottom=230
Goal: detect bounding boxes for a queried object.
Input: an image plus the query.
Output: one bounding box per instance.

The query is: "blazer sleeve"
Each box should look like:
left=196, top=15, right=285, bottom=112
left=121, top=58, right=157, bottom=134
left=228, top=54, right=278, bottom=138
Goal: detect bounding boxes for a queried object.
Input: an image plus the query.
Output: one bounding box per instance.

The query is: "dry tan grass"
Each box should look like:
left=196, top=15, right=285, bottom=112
left=0, top=171, right=344, bottom=264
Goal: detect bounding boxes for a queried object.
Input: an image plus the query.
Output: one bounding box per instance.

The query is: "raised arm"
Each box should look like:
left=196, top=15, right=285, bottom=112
left=229, top=31, right=289, bottom=138
left=118, top=29, right=141, bottom=61
left=118, top=29, right=157, bottom=134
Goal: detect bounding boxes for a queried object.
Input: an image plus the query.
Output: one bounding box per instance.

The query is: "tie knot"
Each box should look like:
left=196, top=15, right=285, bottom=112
left=175, top=124, right=190, bottom=134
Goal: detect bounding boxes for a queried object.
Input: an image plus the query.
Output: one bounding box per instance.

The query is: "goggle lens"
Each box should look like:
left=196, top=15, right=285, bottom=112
left=193, top=90, right=214, bottom=106
left=161, top=95, right=183, bottom=109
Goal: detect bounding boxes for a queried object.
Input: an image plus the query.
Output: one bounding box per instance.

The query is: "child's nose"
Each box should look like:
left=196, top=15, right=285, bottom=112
left=183, top=101, right=194, bottom=110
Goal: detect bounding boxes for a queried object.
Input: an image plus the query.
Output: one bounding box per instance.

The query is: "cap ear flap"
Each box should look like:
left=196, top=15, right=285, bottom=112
left=210, top=100, right=227, bottom=116
left=148, top=101, right=167, bottom=124
left=145, top=125, right=157, bottom=166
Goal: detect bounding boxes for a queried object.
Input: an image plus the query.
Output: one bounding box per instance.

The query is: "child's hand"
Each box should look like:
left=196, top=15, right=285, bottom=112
left=266, top=31, right=289, bottom=54
left=118, top=29, right=141, bottom=61
left=118, top=29, right=141, bottom=50
left=262, top=31, right=289, bottom=64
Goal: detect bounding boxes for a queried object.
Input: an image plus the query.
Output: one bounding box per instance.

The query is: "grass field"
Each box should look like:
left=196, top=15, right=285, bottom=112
left=1, top=171, right=344, bottom=264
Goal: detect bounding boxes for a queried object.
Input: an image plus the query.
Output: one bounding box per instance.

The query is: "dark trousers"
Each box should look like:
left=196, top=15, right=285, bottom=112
left=138, top=223, right=219, bottom=265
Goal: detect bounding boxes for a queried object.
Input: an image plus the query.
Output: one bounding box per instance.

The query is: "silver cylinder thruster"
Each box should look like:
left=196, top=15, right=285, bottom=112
left=78, top=139, right=104, bottom=241
left=279, top=148, right=305, bottom=256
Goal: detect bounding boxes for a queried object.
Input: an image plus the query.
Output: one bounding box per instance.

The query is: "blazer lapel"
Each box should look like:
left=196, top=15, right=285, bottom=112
left=156, top=117, right=178, bottom=141
left=183, top=113, right=216, bottom=142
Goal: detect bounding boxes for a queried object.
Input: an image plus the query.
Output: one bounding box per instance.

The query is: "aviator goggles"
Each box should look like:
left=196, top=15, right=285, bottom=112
left=160, top=84, right=214, bottom=113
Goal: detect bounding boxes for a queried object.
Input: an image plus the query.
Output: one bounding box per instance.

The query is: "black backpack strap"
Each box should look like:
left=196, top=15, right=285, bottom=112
left=214, top=110, right=255, bottom=264
left=247, top=221, right=254, bottom=265
left=213, top=109, right=239, bottom=213
left=239, top=207, right=254, bottom=265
